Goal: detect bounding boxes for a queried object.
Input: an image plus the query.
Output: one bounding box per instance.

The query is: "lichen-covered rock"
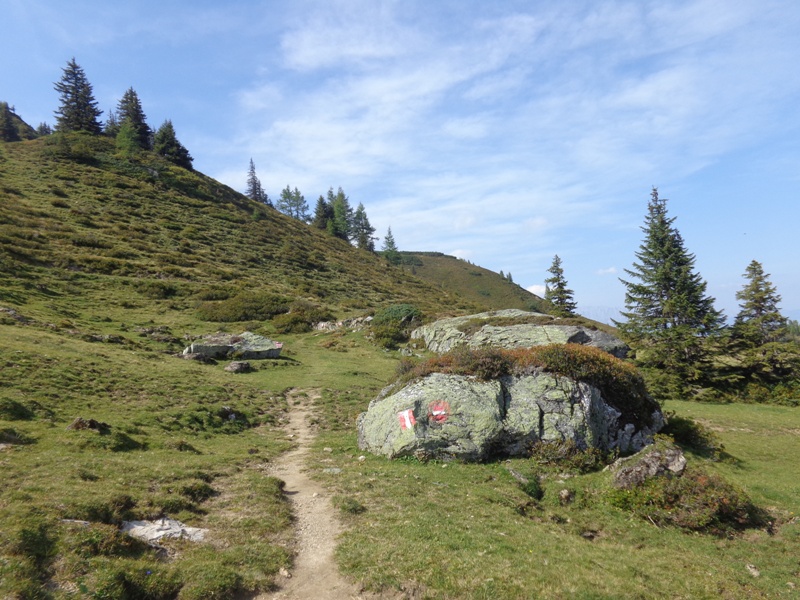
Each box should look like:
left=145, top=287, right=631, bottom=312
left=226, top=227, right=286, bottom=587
left=609, top=440, right=687, bottom=489
left=182, top=331, right=282, bottom=359
left=410, top=309, right=627, bottom=357
left=358, top=372, right=663, bottom=461
left=357, top=373, right=505, bottom=461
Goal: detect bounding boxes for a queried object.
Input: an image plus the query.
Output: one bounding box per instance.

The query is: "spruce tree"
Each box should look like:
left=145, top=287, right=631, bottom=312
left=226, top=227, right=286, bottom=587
left=245, top=159, right=270, bottom=205
left=116, top=88, right=151, bottom=149
left=53, top=58, right=103, bottom=134
left=733, top=260, right=787, bottom=346
left=351, top=203, right=376, bottom=251
left=726, top=260, right=799, bottom=391
left=312, top=195, right=333, bottom=229
left=616, top=188, right=724, bottom=398
left=381, top=227, right=401, bottom=265
left=36, top=122, right=53, bottom=137
left=104, top=110, right=120, bottom=137
left=153, top=120, right=193, bottom=169
left=544, top=255, right=577, bottom=317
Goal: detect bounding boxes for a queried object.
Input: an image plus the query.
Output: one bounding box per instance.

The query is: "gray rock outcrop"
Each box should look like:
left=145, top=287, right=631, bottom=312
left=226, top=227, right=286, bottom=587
left=182, top=332, right=282, bottom=359
left=609, top=441, right=687, bottom=489
left=358, top=371, right=663, bottom=461
left=410, top=309, right=627, bottom=357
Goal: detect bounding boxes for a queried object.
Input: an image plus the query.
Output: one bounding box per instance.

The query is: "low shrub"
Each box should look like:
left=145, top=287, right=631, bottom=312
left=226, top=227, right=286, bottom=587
left=332, top=495, right=367, bottom=515
left=607, top=467, right=768, bottom=535
left=528, top=439, right=610, bottom=473
left=136, top=280, right=179, bottom=299
left=272, top=300, right=334, bottom=334
left=370, top=304, right=422, bottom=348
left=196, top=291, right=289, bottom=322
left=0, top=398, right=35, bottom=420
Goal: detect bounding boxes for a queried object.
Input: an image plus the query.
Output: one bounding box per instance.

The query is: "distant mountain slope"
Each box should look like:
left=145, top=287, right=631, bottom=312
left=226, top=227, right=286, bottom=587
left=396, top=252, right=549, bottom=313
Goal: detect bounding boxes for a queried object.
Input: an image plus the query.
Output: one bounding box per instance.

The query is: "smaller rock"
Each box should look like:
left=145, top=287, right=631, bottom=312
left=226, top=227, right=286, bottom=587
left=559, top=489, right=575, bottom=505
left=746, top=564, right=760, bottom=578
left=224, top=361, right=252, bottom=373
left=357, top=455, right=366, bottom=462
left=66, top=417, right=109, bottom=432
left=322, top=468, right=342, bottom=474
left=323, top=447, right=333, bottom=453
left=279, top=568, right=291, bottom=579
left=610, top=441, right=687, bottom=489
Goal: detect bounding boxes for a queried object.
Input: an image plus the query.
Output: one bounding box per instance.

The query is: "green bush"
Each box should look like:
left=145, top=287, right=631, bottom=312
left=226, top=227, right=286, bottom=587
left=370, top=304, right=422, bottom=349
left=0, top=398, right=35, bottom=420
left=196, top=292, right=289, bottom=322
left=661, top=413, right=725, bottom=460
left=519, top=476, right=544, bottom=501
left=528, top=439, right=610, bottom=473
left=607, top=467, right=767, bottom=534
left=136, top=280, right=179, bottom=299
left=371, top=303, right=422, bottom=327
left=272, top=300, right=334, bottom=334
left=332, top=495, right=367, bottom=515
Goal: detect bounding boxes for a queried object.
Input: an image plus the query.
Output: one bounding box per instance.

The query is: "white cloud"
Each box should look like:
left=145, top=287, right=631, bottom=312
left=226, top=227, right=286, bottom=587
left=527, top=284, right=547, bottom=297
left=597, top=267, right=618, bottom=276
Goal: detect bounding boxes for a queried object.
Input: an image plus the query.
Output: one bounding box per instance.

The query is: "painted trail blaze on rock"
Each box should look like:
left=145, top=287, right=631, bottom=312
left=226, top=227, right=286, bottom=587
left=398, top=408, right=417, bottom=430
left=428, top=400, right=449, bottom=423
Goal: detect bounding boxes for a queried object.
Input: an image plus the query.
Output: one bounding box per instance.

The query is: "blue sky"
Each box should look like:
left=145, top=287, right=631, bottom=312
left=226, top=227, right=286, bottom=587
left=3, top=0, right=799, bottom=322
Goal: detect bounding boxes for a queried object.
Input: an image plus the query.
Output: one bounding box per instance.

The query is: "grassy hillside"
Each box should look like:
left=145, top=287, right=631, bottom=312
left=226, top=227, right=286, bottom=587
left=395, top=251, right=548, bottom=313
left=2, top=135, right=799, bottom=599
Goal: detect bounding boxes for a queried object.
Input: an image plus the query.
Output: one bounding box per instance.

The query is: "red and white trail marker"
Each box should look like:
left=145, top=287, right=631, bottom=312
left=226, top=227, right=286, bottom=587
left=397, top=408, right=417, bottom=430
left=428, top=400, right=450, bottom=423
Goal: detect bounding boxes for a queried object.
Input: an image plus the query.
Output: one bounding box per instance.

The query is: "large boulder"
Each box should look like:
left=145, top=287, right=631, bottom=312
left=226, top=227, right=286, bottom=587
left=182, top=331, right=282, bottom=360
left=410, top=309, right=628, bottom=357
left=358, top=371, right=663, bottom=461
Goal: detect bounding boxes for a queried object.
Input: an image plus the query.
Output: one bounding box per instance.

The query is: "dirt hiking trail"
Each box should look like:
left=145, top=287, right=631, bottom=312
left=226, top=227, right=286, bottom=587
left=260, top=390, right=395, bottom=600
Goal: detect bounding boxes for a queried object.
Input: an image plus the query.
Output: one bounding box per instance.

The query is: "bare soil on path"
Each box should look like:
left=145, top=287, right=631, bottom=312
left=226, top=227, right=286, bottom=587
left=259, top=390, right=387, bottom=600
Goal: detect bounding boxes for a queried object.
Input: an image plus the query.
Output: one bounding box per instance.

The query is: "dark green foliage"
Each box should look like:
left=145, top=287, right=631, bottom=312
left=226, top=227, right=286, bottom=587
left=53, top=58, right=103, bottom=134
left=116, top=87, right=151, bottom=150
left=36, top=122, right=52, bottom=136
left=351, top=202, right=376, bottom=251
left=196, top=291, right=290, bottom=322
left=329, top=187, right=353, bottom=240
left=528, top=439, right=609, bottom=473
left=272, top=300, right=333, bottom=333
left=372, top=303, right=422, bottom=327
left=276, top=185, right=309, bottom=221
left=65, top=494, right=137, bottom=525
left=381, top=227, right=401, bottom=265
left=115, top=121, right=141, bottom=156
left=0, top=101, right=21, bottom=142
left=245, top=158, right=270, bottom=205
left=155, top=404, right=252, bottom=434
left=607, top=467, right=767, bottom=534
left=136, top=280, right=178, bottom=299
left=616, top=188, right=725, bottom=400
left=544, top=255, right=577, bottom=317
left=311, top=194, right=334, bottom=229
left=153, top=119, right=193, bottom=169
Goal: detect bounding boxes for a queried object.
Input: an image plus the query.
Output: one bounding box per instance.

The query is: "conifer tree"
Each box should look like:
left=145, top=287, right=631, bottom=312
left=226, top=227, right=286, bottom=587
left=36, top=122, right=53, bottom=136
left=733, top=260, right=787, bottom=346
left=616, top=188, right=724, bottom=398
left=0, top=102, right=20, bottom=142
left=544, top=255, right=577, bottom=317
left=104, top=110, right=120, bottom=137
left=312, top=195, right=333, bottom=229
left=381, top=227, right=401, bottom=265
left=153, top=120, right=193, bottom=169
left=53, top=58, right=103, bottom=134
left=116, top=88, right=151, bottom=149
left=276, top=186, right=310, bottom=221
left=351, top=202, right=377, bottom=251
left=245, top=159, right=270, bottom=205
left=330, top=187, right=353, bottom=240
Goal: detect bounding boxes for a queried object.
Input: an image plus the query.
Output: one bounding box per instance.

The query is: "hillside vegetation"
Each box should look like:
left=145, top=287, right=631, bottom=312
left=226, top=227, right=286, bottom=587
left=1, top=135, right=799, bottom=599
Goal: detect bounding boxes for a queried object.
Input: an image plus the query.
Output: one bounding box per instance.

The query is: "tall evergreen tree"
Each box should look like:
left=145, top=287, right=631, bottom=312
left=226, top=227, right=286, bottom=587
left=330, top=187, right=353, bottom=241
left=381, top=227, right=401, bottom=265
left=733, top=260, right=787, bottom=346
left=616, top=188, right=725, bottom=398
left=53, top=58, right=103, bottom=134
left=276, top=186, right=310, bottom=221
left=104, top=110, right=120, bottom=137
left=0, top=102, right=20, bottom=142
left=245, top=159, right=270, bottom=205
left=153, top=120, right=193, bottom=169
left=311, top=195, right=333, bottom=229
left=544, top=255, right=577, bottom=317
left=351, top=203, right=377, bottom=251
left=116, top=88, right=151, bottom=149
